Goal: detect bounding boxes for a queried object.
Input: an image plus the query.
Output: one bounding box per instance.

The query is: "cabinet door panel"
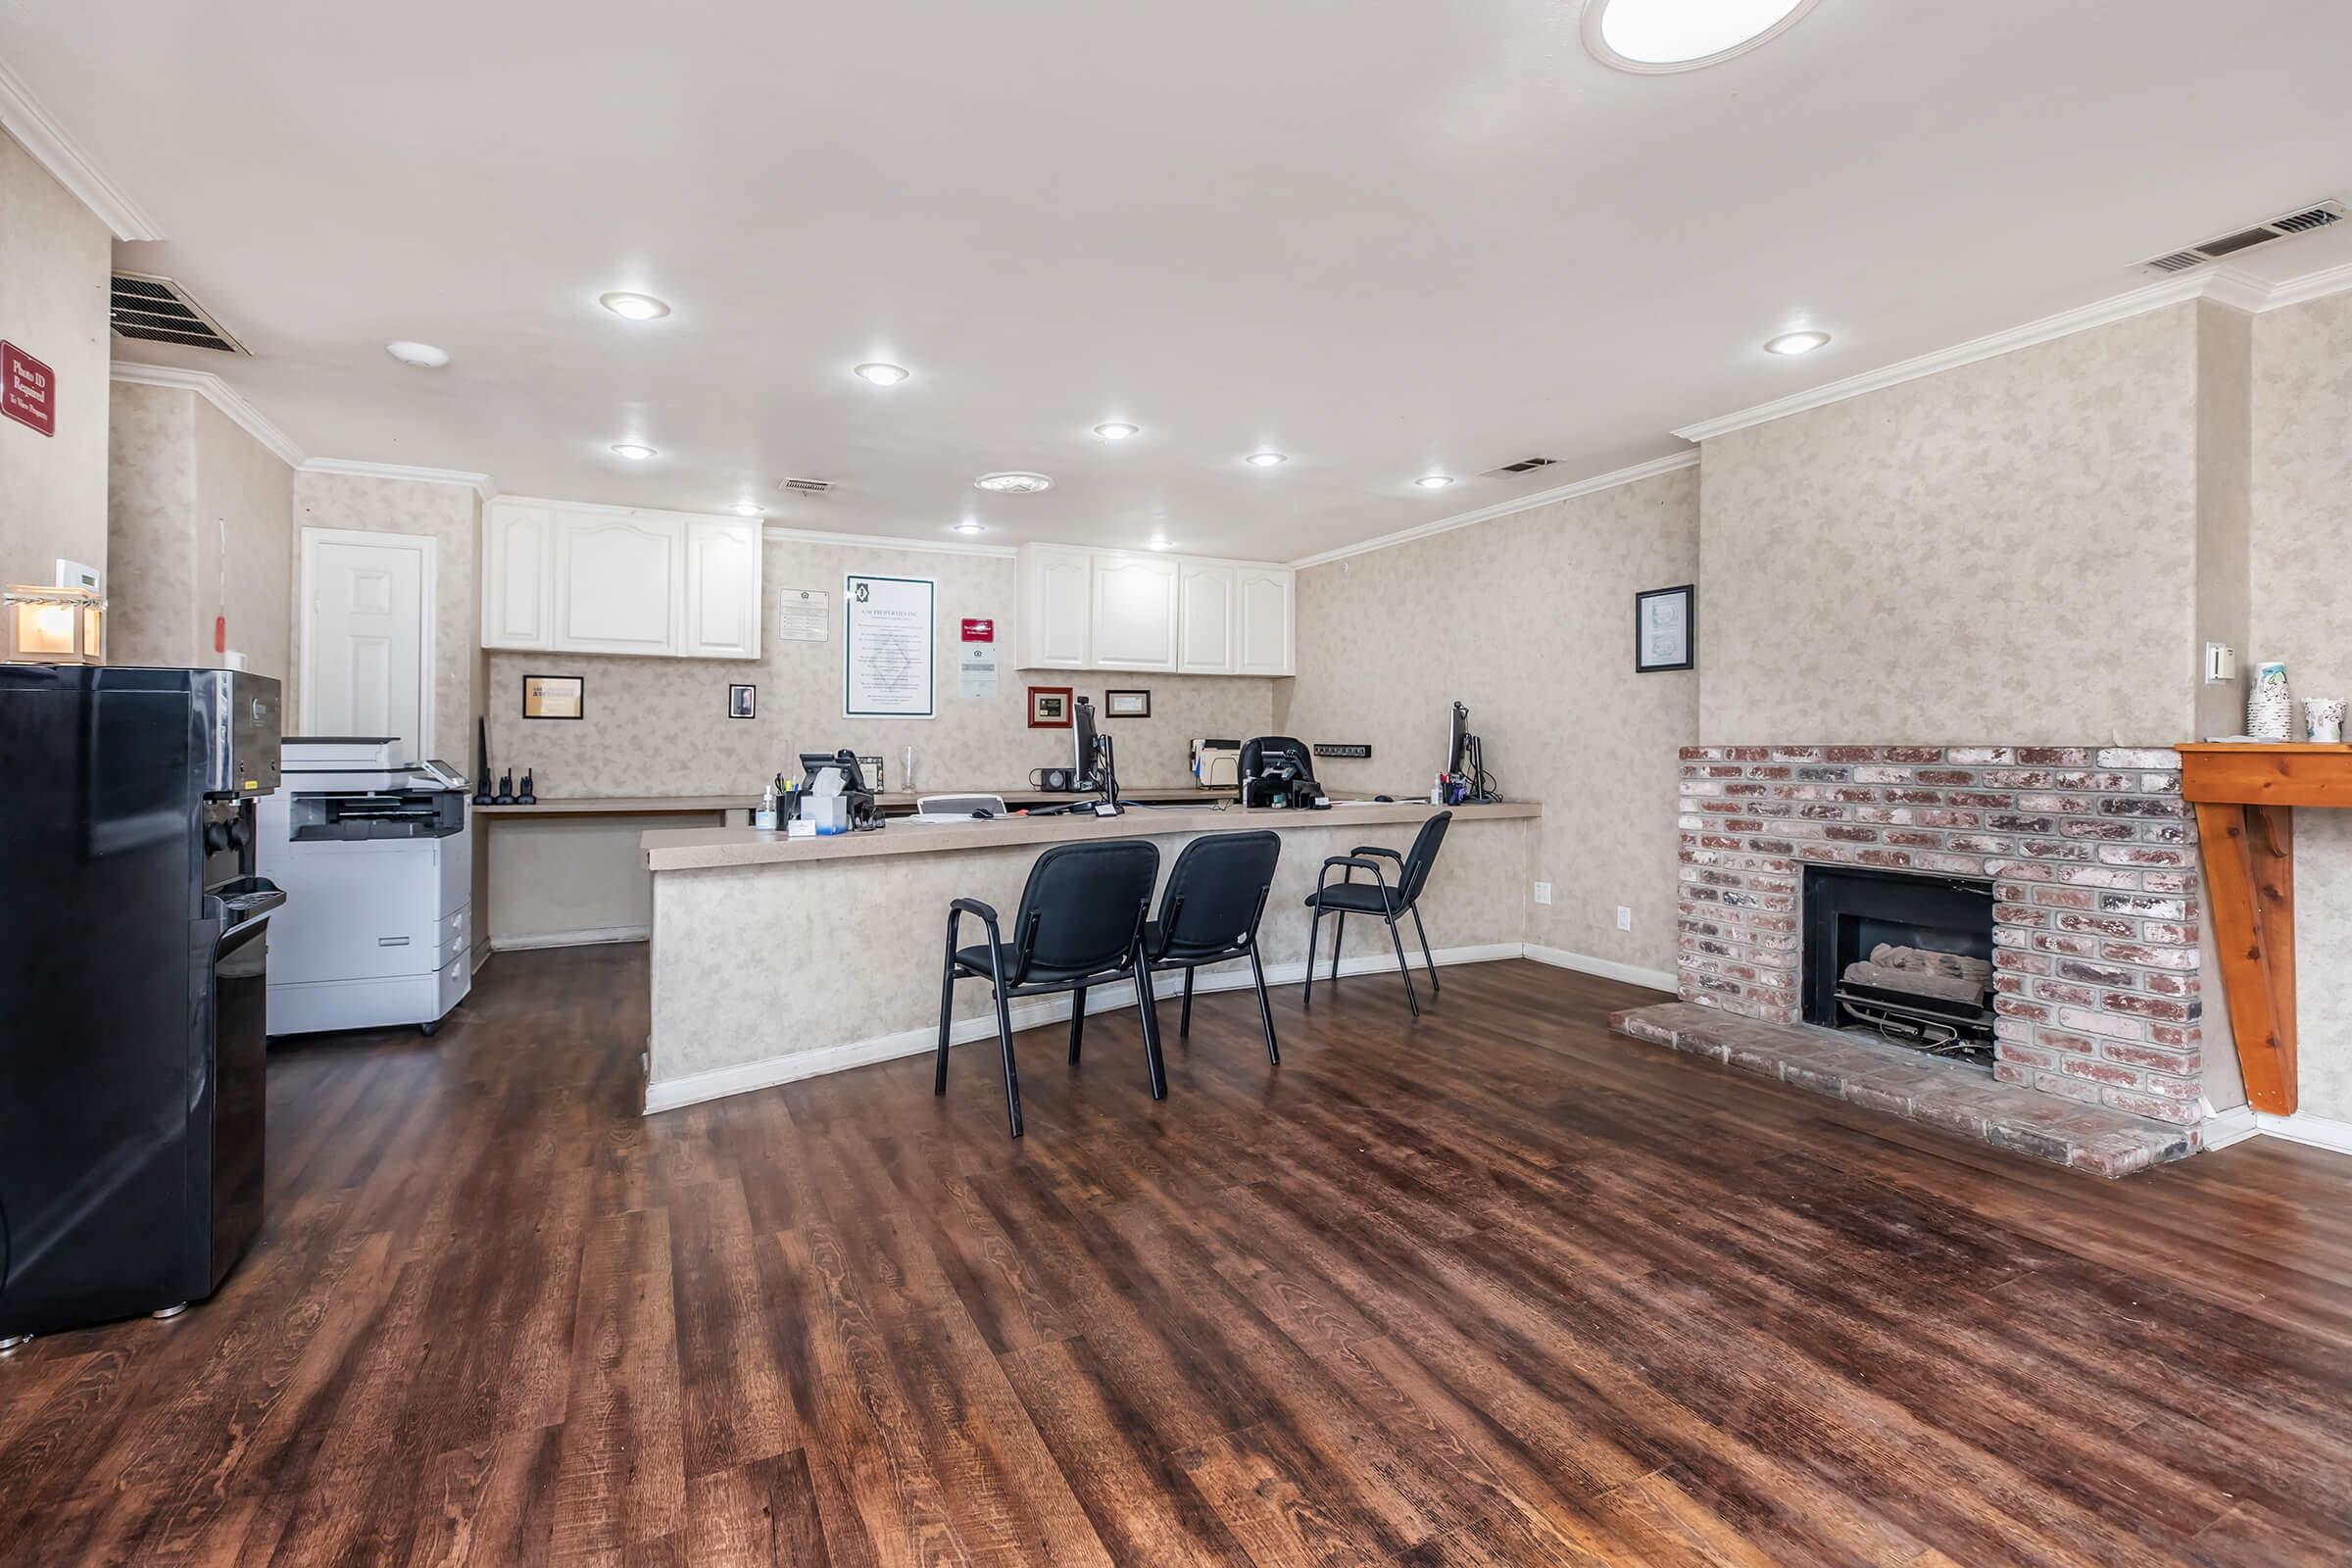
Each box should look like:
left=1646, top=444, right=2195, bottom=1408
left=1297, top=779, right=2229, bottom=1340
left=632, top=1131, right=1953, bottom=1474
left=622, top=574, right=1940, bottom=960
left=554, top=514, right=680, bottom=655
left=1021, top=546, right=1094, bottom=667
left=481, top=503, right=552, bottom=648
left=1091, top=555, right=1179, bottom=669
left=1234, top=567, right=1294, bottom=675
left=683, top=520, right=761, bottom=659
left=1178, top=562, right=1235, bottom=674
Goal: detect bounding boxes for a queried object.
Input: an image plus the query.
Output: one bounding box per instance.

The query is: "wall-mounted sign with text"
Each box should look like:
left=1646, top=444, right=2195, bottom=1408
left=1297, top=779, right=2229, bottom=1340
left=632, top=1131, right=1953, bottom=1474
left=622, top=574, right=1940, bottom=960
left=960, top=617, right=995, bottom=643
left=1, top=342, right=56, bottom=437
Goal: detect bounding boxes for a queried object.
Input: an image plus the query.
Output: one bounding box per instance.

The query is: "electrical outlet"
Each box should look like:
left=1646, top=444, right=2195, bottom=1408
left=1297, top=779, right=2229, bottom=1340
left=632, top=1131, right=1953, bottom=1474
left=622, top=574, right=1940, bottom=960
left=1616, top=906, right=1633, bottom=931
left=1532, top=881, right=1551, bottom=906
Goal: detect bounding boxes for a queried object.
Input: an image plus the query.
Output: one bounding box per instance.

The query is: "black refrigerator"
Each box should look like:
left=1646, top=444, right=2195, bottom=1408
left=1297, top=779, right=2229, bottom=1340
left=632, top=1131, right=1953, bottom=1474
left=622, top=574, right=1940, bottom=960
left=0, top=665, right=284, bottom=1344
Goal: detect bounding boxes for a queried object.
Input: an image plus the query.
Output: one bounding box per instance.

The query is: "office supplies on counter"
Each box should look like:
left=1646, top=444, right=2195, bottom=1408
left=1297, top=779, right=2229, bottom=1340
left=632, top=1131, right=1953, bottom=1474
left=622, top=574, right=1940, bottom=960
left=1191, top=738, right=1242, bottom=789
left=1240, top=736, right=1329, bottom=809
left=1, top=666, right=284, bottom=1343
left=257, top=737, right=471, bottom=1037
left=800, top=750, right=883, bottom=831
left=914, top=794, right=1010, bottom=822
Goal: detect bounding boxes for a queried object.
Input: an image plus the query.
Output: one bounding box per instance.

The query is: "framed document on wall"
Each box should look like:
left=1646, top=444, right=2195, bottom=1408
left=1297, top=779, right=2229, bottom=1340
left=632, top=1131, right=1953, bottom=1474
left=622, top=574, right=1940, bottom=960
left=1635, top=584, right=1695, bottom=673
left=843, top=574, right=936, bottom=718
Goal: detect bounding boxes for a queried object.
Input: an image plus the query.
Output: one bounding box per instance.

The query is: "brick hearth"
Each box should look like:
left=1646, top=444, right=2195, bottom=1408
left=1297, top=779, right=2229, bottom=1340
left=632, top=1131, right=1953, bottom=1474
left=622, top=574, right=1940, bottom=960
left=1668, top=745, right=2205, bottom=1127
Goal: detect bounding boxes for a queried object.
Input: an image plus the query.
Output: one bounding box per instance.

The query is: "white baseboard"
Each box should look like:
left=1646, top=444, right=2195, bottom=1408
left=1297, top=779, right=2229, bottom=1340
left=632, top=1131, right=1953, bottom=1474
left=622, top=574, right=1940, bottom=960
left=490, top=924, right=650, bottom=953
left=2253, top=1109, right=2352, bottom=1158
left=2197, top=1103, right=2260, bottom=1152
left=1522, top=944, right=1677, bottom=994
left=643, top=942, right=1518, bottom=1115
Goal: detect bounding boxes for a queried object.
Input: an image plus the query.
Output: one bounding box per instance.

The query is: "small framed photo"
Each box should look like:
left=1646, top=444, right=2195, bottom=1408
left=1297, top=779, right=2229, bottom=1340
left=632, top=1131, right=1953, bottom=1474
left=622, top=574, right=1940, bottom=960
left=522, top=673, right=584, bottom=719
left=1104, top=688, right=1152, bottom=718
left=1635, top=585, right=1695, bottom=673
left=1028, top=685, right=1073, bottom=728
left=727, top=683, right=757, bottom=719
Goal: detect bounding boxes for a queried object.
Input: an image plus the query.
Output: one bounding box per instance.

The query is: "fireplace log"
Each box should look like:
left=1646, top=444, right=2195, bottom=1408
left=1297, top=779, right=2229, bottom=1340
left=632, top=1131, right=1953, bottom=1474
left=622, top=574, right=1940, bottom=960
left=1867, top=943, right=1992, bottom=983
left=1841, top=959, right=1989, bottom=1006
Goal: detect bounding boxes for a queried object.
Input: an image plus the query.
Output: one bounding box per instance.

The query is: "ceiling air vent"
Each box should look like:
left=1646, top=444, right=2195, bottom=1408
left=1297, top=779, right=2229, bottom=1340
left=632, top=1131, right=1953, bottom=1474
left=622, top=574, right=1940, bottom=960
left=1487, top=456, right=1558, bottom=475
left=108, top=272, right=248, bottom=354
left=2137, top=200, right=2346, bottom=276
left=778, top=477, right=834, bottom=495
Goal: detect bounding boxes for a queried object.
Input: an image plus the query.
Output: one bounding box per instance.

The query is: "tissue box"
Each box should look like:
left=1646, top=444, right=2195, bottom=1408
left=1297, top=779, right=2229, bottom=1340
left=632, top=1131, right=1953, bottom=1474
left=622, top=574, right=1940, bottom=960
left=802, top=797, right=848, bottom=833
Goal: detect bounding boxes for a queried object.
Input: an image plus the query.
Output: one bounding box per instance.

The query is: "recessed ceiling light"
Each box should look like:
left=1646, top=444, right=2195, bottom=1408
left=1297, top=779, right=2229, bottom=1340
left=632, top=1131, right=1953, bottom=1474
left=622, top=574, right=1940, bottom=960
left=731, top=502, right=764, bottom=517
left=385, top=340, right=449, bottom=368
left=974, top=471, right=1052, bottom=494
left=1764, top=329, right=1833, bottom=356
left=599, top=291, right=670, bottom=320
left=1094, top=422, right=1139, bottom=440
left=1245, top=451, right=1288, bottom=467
left=952, top=520, right=987, bottom=535
left=611, top=443, right=657, bottom=461
left=1582, top=0, right=1820, bottom=74
left=1415, top=473, right=1455, bottom=489
left=854, top=362, right=910, bottom=386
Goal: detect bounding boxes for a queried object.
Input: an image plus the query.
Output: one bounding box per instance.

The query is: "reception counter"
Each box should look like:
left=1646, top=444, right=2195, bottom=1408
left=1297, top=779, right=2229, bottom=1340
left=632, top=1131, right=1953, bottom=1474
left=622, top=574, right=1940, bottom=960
left=638, top=800, right=1540, bottom=1112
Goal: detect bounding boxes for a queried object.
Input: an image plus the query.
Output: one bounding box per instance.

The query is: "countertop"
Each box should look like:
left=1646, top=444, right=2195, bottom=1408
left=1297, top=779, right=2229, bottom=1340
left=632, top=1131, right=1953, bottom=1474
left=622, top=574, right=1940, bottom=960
left=641, top=799, right=1539, bottom=871
left=474, top=784, right=1236, bottom=818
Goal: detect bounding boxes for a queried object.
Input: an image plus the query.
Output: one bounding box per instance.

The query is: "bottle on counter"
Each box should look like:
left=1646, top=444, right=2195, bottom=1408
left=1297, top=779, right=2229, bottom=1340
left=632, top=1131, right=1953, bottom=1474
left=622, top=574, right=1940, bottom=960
left=755, top=779, right=780, bottom=832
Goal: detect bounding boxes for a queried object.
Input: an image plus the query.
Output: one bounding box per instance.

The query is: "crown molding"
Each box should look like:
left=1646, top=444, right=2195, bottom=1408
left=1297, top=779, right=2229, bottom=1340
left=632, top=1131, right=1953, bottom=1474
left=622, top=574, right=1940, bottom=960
left=109, top=362, right=303, bottom=467
left=0, top=58, right=162, bottom=241
left=762, top=523, right=1018, bottom=560
left=301, top=458, right=496, bottom=499
left=1285, top=450, right=1699, bottom=570
left=2255, top=258, right=2352, bottom=314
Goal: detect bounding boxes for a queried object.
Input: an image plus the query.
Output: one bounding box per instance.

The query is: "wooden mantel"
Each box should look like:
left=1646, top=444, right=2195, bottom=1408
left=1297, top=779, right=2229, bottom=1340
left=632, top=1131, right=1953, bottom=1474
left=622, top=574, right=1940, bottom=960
left=2177, top=742, right=2352, bottom=1115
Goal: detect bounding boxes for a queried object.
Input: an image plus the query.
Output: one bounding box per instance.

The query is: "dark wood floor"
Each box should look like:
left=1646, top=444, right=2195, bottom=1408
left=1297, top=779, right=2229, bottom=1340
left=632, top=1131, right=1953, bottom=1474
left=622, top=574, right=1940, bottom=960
left=6, top=949, right=2352, bottom=1566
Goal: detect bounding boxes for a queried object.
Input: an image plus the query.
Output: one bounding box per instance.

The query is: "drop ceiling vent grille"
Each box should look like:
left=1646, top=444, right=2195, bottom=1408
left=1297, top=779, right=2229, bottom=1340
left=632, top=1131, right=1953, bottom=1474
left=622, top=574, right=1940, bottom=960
left=2137, top=201, right=2346, bottom=276
left=108, top=272, right=249, bottom=354
left=1487, top=456, right=1558, bottom=475
left=778, top=477, right=834, bottom=495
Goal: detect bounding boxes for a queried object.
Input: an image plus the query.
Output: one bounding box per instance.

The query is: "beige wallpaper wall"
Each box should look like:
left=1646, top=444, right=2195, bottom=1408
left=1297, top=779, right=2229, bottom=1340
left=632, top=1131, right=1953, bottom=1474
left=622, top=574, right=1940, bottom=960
left=485, top=536, right=1275, bottom=797
left=0, top=128, right=113, bottom=589
left=290, top=471, right=482, bottom=764
left=105, top=383, right=293, bottom=679
left=1697, top=304, right=2205, bottom=747
left=1278, top=466, right=1699, bottom=977
left=2250, top=289, right=2352, bottom=1124
left=2194, top=302, right=2254, bottom=741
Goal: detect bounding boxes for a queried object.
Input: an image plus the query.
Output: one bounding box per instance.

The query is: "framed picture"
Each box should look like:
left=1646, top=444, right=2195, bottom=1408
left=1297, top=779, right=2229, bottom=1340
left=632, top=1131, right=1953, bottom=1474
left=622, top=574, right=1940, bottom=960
left=1028, top=685, right=1073, bottom=728
left=521, top=673, right=584, bottom=719
left=727, top=683, right=757, bottom=719
left=1104, top=688, right=1152, bottom=718
left=1635, top=585, right=1695, bottom=673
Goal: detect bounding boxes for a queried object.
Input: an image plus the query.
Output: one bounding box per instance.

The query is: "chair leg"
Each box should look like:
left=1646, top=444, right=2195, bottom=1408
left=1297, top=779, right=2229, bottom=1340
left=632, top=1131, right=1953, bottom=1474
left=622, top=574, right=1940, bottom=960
left=1133, top=955, right=1168, bottom=1101
left=1302, top=909, right=1320, bottom=1008
left=983, top=948, right=1022, bottom=1138
left=1249, top=947, right=1280, bottom=1064
left=1068, top=985, right=1087, bottom=1064
left=934, top=925, right=958, bottom=1096
left=1387, top=915, right=1421, bottom=1018
left=1180, top=966, right=1196, bottom=1037
left=1410, top=905, right=1440, bottom=995
left=1331, top=912, right=1346, bottom=985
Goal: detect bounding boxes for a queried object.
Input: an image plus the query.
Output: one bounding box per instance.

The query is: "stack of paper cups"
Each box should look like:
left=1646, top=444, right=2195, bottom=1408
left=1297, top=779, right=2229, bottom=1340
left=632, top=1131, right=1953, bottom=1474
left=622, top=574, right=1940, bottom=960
left=2306, top=697, right=2347, bottom=744
left=2248, top=661, right=2294, bottom=740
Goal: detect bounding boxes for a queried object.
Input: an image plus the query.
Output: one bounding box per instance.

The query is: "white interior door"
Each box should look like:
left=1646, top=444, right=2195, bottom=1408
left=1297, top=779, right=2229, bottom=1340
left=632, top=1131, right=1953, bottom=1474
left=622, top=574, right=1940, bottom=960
left=302, top=529, right=434, bottom=762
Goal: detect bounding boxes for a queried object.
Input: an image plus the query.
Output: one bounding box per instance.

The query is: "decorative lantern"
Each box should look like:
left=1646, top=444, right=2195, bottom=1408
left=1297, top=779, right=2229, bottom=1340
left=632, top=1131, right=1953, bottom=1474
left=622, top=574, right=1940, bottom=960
left=4, top=585, right=106, bottom=664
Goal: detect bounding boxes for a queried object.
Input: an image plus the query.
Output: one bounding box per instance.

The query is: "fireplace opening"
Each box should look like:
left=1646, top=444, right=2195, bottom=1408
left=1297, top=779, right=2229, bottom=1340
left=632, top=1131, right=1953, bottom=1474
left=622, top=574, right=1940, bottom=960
left=1801, top=864, right=1996, bottom=1067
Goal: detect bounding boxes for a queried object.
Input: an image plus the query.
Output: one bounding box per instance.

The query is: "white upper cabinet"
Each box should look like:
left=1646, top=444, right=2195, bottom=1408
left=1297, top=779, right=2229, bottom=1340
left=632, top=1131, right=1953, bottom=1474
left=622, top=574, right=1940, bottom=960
left=1090, top=553, right=1180, bottom=670
left=681, top=519, right=762, bottom=660
left=1177, top=561, right=1235, bottom=674
left=481, top=503, right=554, bottom=649
left=1234, top=566, right=1295, bottom=676
left=1015, top=543, right=1288, bottom=676
left=482, top=497, right=762, bottom=660
left=1016, top=545, right=1094, bottom=668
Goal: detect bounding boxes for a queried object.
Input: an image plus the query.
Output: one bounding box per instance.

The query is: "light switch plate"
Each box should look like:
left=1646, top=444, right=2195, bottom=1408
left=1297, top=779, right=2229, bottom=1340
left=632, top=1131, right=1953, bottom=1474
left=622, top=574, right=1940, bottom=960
left=1616, top=906, right=1634, bottom=931
left=1532, top=881, right=1551, bottom=906
left=2205, top=642, right=2237, bottom=683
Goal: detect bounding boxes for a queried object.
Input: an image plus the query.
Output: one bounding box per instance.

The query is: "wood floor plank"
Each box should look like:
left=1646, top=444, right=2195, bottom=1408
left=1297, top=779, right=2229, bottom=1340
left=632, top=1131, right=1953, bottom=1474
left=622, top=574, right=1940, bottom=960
left=6, top=946, right=2352, bottom=1567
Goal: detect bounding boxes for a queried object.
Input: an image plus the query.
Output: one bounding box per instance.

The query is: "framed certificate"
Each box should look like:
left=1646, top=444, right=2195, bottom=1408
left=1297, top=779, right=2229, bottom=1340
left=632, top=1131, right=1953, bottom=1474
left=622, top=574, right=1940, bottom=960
left=1635, top=585, right=1695, bottom=673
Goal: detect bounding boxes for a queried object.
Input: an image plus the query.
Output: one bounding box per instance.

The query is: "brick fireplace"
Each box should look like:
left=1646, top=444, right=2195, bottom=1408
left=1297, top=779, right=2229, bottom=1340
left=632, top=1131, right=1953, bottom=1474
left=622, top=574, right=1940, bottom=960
left=1672, top=745, right=2204, bottom=1128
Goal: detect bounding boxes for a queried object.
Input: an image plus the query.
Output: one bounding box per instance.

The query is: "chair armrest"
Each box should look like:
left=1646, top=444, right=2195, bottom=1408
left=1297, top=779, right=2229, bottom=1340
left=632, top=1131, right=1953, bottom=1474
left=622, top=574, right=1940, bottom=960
left=1321, top=856, right=1387, bottom=874
left=949, top=896, right=1002, bottom=926
left=1350, top=845, right=1402, bottom=861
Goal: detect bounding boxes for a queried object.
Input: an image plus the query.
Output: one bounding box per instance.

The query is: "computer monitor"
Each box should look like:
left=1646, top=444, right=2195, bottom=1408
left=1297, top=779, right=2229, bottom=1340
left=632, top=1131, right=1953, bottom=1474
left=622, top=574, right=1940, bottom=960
left=1446, top=701, right=1470, bottom=779
left=1072, top=696, right=1102, bottom=786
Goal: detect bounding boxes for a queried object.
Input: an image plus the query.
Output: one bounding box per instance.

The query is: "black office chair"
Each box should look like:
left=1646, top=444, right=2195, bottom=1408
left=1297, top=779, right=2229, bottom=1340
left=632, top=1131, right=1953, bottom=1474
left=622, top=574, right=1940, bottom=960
left=1301, top=810, right=1452, bottom=1018
left=934, top=839, right=1163, bottom=1138
left=1138, top=831, right=1284, bottom=1064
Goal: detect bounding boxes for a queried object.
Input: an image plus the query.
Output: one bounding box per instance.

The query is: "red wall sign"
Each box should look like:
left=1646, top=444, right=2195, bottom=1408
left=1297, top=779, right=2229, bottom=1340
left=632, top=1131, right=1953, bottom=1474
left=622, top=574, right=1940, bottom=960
left=1, top=342, right=56, bottom=437
left=960, top=617, right=995, bottom=643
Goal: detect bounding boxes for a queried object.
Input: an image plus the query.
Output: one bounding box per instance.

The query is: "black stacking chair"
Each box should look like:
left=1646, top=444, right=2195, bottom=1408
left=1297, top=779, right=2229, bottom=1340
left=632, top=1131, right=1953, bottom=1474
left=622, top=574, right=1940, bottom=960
left=1301, top=810, right=1452, bottom=1018
left=934, top=839, right=1163, bottom=1138
left=1139, top=831, right=1284, bottom=1064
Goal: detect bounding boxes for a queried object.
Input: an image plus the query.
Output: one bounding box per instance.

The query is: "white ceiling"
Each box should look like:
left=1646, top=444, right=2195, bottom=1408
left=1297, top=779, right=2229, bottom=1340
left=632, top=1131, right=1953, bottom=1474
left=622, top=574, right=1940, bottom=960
left=6, top=0, right=2352, bottom=560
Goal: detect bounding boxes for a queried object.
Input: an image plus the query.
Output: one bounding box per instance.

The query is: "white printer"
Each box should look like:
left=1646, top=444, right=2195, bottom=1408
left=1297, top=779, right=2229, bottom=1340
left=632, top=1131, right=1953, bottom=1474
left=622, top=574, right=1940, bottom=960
left=257, top=738, right=472, bottom=1037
